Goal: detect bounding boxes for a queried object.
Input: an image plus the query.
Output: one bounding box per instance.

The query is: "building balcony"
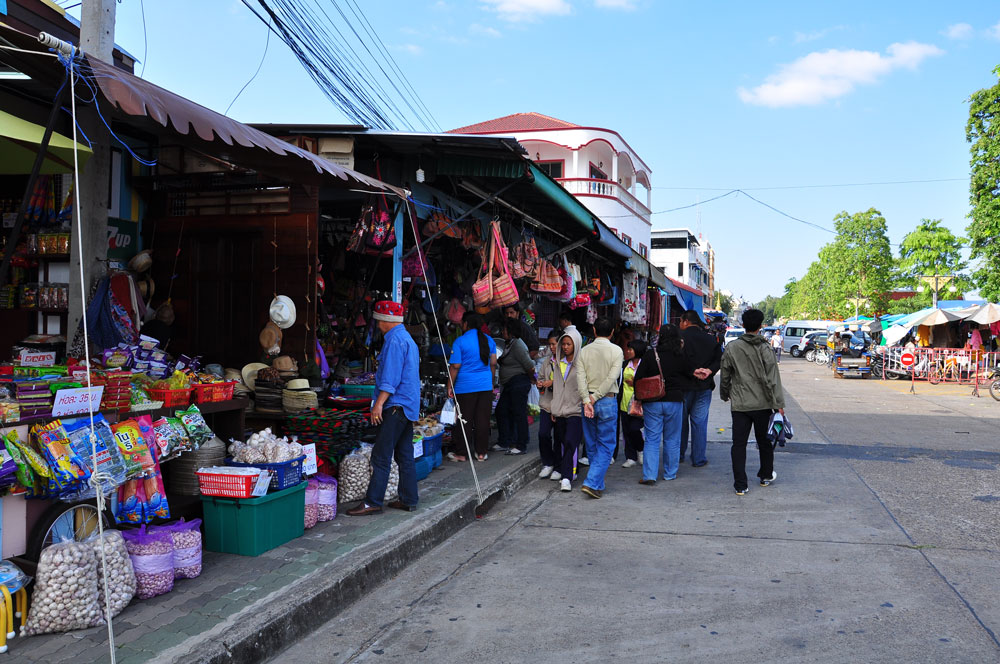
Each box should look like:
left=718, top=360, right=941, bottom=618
left=556, top=178, right=651, bottom=224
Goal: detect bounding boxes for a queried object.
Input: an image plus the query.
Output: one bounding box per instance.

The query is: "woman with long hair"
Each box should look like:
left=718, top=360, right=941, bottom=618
left=632, top=324, right=693, bottom=484
left=448, top=312, right=497, bottom=462
left=619, top=338, right=648, bottom=468
left=494, top=318, right=535, bottom=455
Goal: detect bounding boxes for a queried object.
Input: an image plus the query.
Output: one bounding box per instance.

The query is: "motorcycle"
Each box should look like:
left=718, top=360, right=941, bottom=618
left=989, top=368, right=1000, bottom=402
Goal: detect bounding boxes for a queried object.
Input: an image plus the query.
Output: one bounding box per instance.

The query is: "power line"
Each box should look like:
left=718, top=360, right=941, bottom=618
left=139, top=0, right=147, bottom=78
left=652, top=177, right=968, bottom=192
left=736, top=190, right=834, bottom=234
left=225, top=16, right=272, bottom=116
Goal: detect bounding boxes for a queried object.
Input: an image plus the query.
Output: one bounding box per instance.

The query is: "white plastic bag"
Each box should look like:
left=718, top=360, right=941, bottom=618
left=439, top=398, right=456, bottom=425
left=22, top=540, right=104, bottom=635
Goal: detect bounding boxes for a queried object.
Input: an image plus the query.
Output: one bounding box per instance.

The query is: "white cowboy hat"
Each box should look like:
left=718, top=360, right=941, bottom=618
left=241, top=362, right=268, bottom=391
left=270, top=295, right=297, bottom=330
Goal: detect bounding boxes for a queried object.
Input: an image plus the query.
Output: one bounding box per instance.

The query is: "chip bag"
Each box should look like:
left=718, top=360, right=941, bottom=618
left=116, top=478, right=144, bottom=525
left=5, top=430, right=52, bottom=479
left=4, top=431, right=34, bottom=489
left=176, top=405, right=213, bottom=449
left=111, top=419, right=156, bottom=475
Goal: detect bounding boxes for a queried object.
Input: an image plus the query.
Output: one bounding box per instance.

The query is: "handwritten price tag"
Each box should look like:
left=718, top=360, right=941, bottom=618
left=52, top=387, right=105, bottom=417
left=302, top=444, right=318, bottom=475
left=251, top=470, right=272, bottom=497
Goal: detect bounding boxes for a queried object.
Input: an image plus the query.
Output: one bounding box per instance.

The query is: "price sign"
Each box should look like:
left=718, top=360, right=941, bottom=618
left=900, top=351, right=916, bottom=368
left=251, top=470, right=272, bottom=497
left=19, top=349, right=56, bottom=367
left=302, top=444, right=318, bottom=475
left=52, top=386, right=105, bottom=417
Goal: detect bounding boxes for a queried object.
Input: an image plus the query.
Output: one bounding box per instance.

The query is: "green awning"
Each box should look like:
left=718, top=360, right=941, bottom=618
left=436, top=155, right=528, bottom=180
left=0, top=109, right=92, bottom=174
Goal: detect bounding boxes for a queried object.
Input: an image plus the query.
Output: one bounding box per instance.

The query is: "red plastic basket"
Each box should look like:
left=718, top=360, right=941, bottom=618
left=195, top=470, right=260, bottom=498
left=149, top=387, right=192, bottom=408
left=193, top=381, right=236, bottom=404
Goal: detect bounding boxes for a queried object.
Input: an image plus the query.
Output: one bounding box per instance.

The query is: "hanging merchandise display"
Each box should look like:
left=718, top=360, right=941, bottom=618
left=621, top=272, right=643, bottom=323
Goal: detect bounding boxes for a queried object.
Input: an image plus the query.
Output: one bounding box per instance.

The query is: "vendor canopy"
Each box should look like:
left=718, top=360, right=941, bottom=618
left=0, top=22, right=402, bottom=194
left=0, top=108, right=92, bottom=174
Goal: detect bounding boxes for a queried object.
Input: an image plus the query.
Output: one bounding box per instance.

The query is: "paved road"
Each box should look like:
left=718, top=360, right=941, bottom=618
left=270, top=358, right=1000, bottom=663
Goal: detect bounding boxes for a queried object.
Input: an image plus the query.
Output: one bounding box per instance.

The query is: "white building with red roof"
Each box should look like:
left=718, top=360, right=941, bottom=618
left=449, top=112, right=653, bottom=255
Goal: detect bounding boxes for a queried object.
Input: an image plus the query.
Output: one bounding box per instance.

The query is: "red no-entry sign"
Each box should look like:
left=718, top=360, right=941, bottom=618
left=900, top=351, right=916, bottom=367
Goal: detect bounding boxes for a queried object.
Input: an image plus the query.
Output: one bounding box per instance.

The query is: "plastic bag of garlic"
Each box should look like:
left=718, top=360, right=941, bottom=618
left=22, top=540, right=105, bottom=635
left=92, top=530, right=137, bottom=620
left=337, top=444, right=398, bottom=504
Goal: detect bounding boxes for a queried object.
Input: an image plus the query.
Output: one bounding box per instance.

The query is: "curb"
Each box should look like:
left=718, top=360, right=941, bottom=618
left=151, top=455, right=542, bottom=664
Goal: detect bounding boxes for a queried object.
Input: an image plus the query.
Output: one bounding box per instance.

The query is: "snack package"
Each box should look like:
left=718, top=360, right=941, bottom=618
left=33, top=421, right=90, bottom=488
left=111, top=419, right=156, bottom=475
left=176, top=405, right=213, bottom=449
left=165, top=418, right=192, bottom=454
left=63, top=415, right=128, bottom=493
left=142, top=472, right=170, bottom=521
left=152, top=417, right=182, bottom=459
left=122, top=527, right=174, bottom=600
left=5, top=429, right=52, bottom=480
left=116, top=479, right=145, bottom=525
left=4, top=430, right=36, bottom=489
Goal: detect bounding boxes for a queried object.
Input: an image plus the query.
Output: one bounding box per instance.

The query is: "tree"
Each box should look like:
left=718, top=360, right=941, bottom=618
left=824, top=208, right=895, bottom=315
left=967, top=65, right=1000, bottom=300
left=718, top=293, right=734, bottom=316
left=897, top=218, right=971, bottom=298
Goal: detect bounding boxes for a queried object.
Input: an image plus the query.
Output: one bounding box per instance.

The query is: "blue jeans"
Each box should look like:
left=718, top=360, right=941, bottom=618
left=642, top=400, right=683, bottom=481
left=582, top=397, right=618, bottom=491
left=680, top=389, right=712, bottom=465
left=496, top=373, right=531, bottom=451
left=365, top=406, right=418, bottom=508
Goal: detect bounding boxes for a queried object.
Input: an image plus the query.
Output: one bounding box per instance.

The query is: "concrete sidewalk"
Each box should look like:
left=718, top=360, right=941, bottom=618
left=13, top=447, right=541, bottom=664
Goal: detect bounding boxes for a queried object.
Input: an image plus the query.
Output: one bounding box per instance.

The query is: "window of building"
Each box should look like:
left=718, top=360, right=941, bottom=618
left=677, top=262, right=684, bottom=277
left=536, top=161, right=563, bottom=179
left=651, top=237, right=687, bottom=249
left=621, top=233, right=633, bottom=248
left=589, top=162, right=608, bottom=180
left=638, top=243, right=648, bottom=258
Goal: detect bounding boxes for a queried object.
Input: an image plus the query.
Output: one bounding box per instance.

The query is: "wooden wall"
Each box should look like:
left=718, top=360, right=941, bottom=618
left=146, top=213, right=318, bottom=370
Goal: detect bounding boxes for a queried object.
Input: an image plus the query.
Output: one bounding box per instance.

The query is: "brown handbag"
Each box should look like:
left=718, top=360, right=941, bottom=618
left=634, top=350, right=666, bottom=401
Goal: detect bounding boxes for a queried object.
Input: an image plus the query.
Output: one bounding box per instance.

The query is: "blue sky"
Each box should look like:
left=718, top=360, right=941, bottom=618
left=74, top=0, right=1000, bottom=303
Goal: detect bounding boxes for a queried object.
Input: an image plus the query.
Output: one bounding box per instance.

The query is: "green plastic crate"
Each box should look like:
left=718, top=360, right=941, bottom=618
left=200, top=481, right=306, bottom=556
left=340, top=384, right=376, bottom=398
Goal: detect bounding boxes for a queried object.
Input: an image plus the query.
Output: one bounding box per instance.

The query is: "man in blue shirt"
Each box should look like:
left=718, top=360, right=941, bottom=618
left=348, top=300, right=421, bottom=516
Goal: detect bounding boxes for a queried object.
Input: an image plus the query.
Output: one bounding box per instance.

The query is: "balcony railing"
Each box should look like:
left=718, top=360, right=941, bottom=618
left=555, top=178, right=651, bottom=223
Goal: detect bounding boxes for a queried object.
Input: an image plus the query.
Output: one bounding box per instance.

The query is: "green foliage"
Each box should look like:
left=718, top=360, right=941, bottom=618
left=824, top=208, right=895, bottom=315
left=718, top=293, right=734, bottom=316
left=967, top=66, right=1000, bottom=300
left=898, top=219, right=970, bottom=293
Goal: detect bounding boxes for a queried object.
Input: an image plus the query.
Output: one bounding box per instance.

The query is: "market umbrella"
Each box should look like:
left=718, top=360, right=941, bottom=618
left=0, top=109, right=92, bottom=174
left=967, top=303, right=1000, bottom=325
left=911, top=307, right=964, bottom=327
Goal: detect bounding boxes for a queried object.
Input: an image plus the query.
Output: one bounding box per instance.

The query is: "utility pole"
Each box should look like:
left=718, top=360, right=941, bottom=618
left=68, top=0, right=116, bottom=354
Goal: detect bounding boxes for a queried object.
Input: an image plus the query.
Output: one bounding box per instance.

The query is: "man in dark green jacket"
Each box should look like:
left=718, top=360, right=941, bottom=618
left=720, top=308, right=785, bottom=495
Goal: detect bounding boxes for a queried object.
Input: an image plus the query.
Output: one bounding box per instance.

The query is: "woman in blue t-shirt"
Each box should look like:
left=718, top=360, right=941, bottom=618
left=447, top=312, right=497, bottom=462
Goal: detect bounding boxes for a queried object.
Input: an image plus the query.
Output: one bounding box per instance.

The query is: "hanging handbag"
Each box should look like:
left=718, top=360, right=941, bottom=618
left=555, top=255, right=576, bottom=303
left=568, top=293, right=591, bottom=310
left=588, top=268, right=602, bottom=297
left=510, top=240, right=527, bottom=280
left=490, top=221, right=519, bottom=308
left=531, top=259, right=563, bottom=293
left=346, top=206, right=370, bottom=253
left=365, top=204, right=396, bottom=253
left=472, top=236, right=494, bottom=308
left=634, top=349, right=667, bottom=401
left=522, top=237, right=540, bottom=279
left=446, top=297, right=467, bottom=325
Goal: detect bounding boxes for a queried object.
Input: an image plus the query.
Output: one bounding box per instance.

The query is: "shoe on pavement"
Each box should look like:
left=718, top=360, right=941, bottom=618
left=622, top=459, right=637, bottom=468
left=550, top=471, right=562, bottom=481
left=505, top=448, right=524, bottom=455
left=692, top=461, right=708, bottom=468
left=581, top=485, right=602, bottom=499
left=760, top=471, right=777, bottom=487
left=735, top=487, right=749, bottom=496
left=539, top=465, right=554, bottom=479
left=476, top=454, right=488, bottom=462
left=347, top=502, right=383, bottom=516
left=560, top=478, right=572, bottom=492
left=579, top=457, right=590, bottom=466
left=386, top=499, right=416, bottom=512
left=638, top=479, right=656, bottom=486
left=490, top=444, right=508, bottom=452
left=637, top=452, right=643, bottom=464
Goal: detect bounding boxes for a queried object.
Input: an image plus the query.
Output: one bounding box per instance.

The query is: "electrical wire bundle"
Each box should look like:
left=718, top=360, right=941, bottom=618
left=243, top=0, right=440, bottom=132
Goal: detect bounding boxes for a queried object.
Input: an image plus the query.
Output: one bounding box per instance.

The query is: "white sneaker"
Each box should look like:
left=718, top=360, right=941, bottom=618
left=549, top=471, right=562, bottom=481
left=560, top=478, right=572, bottom=492
left=622, top=459, right=637, bottom=468
left=539, top=465, right=554, bottom=479
left=579, top=457, right=590, bottom=466
left=638, top=452, right=643, bottom=464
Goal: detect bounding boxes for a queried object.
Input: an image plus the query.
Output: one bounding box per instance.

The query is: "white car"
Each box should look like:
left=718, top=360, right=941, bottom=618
left=723, top=328, right=745, bottom=349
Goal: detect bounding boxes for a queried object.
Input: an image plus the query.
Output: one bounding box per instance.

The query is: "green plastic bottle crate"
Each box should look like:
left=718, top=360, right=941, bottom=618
left=200, top=481, right=306, bottom=556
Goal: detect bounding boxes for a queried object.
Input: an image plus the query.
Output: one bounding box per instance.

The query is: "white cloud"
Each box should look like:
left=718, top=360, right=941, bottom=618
left=595, top=0, right=635, bottom=9
left=393, top=44, right=424, bottom=56
left=738, top=41, right=945, bottom=108
left=470, top=23, right=503, bottom=38
left=988, top=21, right=1000, bottom=40
left=943, top=22, right=974, bottom=40
left=480, top=0, right=571, bottom=22
left=793, top=25, right=845, bottom=44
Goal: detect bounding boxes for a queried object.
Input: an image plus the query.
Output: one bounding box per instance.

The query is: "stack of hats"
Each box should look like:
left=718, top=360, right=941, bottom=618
left=227, top=367, right=251, bottom=398
left=272, top=355, right=299, bottom=382
left=282, top=378, right=318, bottom=414
left=253, top=380, right=284, bottom=415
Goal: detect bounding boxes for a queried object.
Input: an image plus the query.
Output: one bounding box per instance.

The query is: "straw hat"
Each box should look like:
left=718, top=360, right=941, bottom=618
left=285, top=378, right=311, bottom=391
left=137, top=274, right=155, bottom=301
left=128, top=249, right=153, bottom=273
left=259, top=321, right=283, bottom=353
left=272, top=355, right=298, bottom=373
left=240, top=362, right=268, bottom=391
left=269, top=295, right=297, bottom=330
